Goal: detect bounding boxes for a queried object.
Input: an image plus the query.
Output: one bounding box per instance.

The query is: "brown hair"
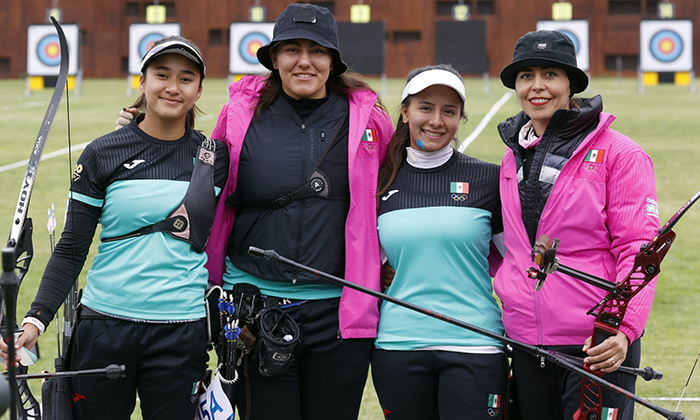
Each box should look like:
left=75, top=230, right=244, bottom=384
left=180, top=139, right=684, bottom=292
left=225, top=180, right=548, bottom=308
left=377, top=64, right=467, bottom=199
left=569, top=97, right=583, bottom=109
left=254, top=46, right=386, bottom=116
left=131, top=35, right=204, bottom=129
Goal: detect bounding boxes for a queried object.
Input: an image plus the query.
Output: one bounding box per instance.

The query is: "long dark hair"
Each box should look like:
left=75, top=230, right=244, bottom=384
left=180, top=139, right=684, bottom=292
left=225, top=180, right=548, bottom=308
left=254, top=46, right=386, bottom=116
left=131, top=35, right=204, bottom=129
left=377, top=64, right=467, bottom=199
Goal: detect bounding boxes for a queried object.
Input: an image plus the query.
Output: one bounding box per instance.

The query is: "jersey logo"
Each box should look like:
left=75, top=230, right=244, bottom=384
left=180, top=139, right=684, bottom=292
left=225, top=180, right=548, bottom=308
left=450, top=181, right=469, bottom=201
left=583, top=149, right=605, bottom=163
left=72, top=163, right=83, bottom=181
left=381, top=189, right=399, bottom=201
left=123, top=159, right=146, bottom=169
left=362, top=128, right=377, bottom=142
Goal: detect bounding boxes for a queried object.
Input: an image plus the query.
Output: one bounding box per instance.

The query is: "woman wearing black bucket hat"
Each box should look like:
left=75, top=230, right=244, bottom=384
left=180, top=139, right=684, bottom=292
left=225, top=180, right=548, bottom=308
left=494, top=30, right=658, bottom=419
left=202, top=3, right=393, bottom=420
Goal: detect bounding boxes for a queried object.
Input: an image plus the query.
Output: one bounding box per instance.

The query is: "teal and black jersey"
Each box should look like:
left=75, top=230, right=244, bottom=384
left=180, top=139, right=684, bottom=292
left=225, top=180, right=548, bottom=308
left=62, top=117, right=228, bottom=321
left=376, top=152, right=504, bottom=350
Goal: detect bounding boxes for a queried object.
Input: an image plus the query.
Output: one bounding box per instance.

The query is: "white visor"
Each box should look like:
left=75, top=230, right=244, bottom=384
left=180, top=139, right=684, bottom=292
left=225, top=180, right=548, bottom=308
left=401, top=69, right=466, bottom=104
left=140, top=39, right=206, bottom=78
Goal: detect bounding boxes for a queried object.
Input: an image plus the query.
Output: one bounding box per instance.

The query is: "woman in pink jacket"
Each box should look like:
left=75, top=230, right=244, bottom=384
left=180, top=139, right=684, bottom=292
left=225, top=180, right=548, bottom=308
left=495, top=30, right=658, bottom=420
left=205, top=4, right=392, bottom=420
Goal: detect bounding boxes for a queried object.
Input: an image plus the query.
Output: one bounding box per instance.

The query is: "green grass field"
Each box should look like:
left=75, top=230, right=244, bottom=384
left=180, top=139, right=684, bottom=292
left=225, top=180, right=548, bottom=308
left=1, top=76, right=699, bottom=419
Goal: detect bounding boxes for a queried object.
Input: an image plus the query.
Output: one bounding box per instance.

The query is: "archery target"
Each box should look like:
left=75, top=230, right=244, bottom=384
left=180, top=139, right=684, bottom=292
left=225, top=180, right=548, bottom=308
left=37, top=35, right=61, bottom=66
left=536, top=20, right=589, bottom=72
left=129, top=23, right=181, bottom=75
left=230, top=23, right=274, bottom=74
left=640, top=20, right=692, bottom=72
left=27, top=24, right=80, bottom=76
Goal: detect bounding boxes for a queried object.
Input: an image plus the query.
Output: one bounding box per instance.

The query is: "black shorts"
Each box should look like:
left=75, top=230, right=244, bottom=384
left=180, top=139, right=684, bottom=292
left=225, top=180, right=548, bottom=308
left=372, top=348, right=508, bottom=420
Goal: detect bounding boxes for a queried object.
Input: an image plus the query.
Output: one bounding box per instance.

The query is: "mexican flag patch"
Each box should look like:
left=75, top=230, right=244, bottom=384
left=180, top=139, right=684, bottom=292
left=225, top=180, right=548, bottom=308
left=488, top=394, right=501, bottom=408
left=601, top=407, right=618, bottom=420
left=362, top=128, right=377, bottom=142
left=584, top=149, right=605, bottom=163
left=450, top=182, right=469, bottom=194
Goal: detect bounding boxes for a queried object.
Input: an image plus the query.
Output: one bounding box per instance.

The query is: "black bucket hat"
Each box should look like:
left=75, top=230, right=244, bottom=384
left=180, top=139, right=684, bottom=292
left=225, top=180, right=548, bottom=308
left=256, top=3, right=348, bottom=75
left=500, top=30, right=588, bottom=94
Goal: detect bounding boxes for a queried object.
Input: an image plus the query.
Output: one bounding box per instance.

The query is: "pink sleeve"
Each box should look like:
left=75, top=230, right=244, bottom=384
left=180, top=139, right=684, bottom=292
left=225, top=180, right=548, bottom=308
left=371, top=106, right=394, bottom=165
left=605, top=144, right=659, bottom=341
left=205, top=103, right=234, bottom=284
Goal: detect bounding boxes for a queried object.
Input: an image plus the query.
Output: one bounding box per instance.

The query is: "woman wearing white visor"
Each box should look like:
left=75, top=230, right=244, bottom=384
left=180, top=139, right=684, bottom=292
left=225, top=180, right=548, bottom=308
left=372, top=64, right=507, bottom=420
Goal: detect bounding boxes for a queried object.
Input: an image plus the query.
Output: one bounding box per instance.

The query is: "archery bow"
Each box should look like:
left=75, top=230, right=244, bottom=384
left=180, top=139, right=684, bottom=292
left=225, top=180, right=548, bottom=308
left=3, top=16, right=70, bottom=419
left=246, top=246, right=688, bottom=420
left=528, top=189, right=700, bottom=420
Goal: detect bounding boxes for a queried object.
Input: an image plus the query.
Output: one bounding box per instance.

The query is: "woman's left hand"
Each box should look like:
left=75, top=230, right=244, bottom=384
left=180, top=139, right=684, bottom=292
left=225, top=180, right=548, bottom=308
left=582, top=330, right=629, bottom=373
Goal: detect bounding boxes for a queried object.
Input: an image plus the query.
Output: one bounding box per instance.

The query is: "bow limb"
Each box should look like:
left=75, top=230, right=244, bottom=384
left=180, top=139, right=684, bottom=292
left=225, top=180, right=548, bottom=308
left=3, top=16, right=70, bottom=420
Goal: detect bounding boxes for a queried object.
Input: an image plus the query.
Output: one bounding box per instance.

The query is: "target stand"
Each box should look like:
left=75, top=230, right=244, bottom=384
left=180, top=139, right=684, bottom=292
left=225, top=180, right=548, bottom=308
left=435, top=21, right=489, bottom=95
left=25, top=23, right=81, bottom=97
left=639, top=19, right=694, bottom=93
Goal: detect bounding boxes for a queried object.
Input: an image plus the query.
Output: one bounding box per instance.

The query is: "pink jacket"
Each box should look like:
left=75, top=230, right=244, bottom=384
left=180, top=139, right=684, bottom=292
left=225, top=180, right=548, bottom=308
left=494, top=111, right=659, bottom=346
left=205, top=76, right=393, bottom=339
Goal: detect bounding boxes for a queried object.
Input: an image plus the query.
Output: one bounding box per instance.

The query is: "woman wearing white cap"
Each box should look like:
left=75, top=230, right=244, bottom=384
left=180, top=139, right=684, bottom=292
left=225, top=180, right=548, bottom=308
left=203, top=3, right=393, bottom=420
left=495, top=30, right=658, bottom=419
left=372, top=64, right=507, bottom=420
left=1, top=36, right=229, bottom=419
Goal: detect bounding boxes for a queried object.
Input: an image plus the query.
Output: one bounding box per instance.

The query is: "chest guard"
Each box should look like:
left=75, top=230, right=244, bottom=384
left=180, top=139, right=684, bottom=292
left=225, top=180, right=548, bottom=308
left=101, top=137, right=218, bottom=252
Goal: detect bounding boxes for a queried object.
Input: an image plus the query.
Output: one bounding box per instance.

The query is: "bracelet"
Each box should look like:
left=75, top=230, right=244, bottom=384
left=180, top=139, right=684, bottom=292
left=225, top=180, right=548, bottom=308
left=20, top=317, right=45, bottom=337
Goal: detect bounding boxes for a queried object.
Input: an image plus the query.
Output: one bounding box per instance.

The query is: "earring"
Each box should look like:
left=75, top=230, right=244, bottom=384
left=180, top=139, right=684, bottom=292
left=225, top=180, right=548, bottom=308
left=402, top=116, right=408, bottom=123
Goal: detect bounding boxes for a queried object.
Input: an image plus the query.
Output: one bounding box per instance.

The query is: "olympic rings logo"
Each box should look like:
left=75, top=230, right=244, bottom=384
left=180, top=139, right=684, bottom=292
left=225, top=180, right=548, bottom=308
left=487, top=408, right=500, bottom=417
left=451, top=194, right=468, bottom=201
left=363, top=143, right=377, bottom=151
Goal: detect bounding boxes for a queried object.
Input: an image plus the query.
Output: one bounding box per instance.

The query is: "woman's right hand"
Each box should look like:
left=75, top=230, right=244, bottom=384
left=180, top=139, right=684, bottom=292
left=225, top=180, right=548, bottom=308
left=0, top=324, right=40, bottom=369
left=115, top=107, right=139, bottom=130
left=381, top=263, right=395, bottom=292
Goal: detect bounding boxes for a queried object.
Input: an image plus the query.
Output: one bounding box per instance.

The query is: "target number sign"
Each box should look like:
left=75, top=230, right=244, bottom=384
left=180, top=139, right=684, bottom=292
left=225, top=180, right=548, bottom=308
left=230, top=23, right=274, bottom=74
left=27, top=24, right=80, bottom=76
left=128, top=23, right=182, bottom=75
left=640, top=20, right=692, bottom=72
left=536, top=20, right=589, bottom=72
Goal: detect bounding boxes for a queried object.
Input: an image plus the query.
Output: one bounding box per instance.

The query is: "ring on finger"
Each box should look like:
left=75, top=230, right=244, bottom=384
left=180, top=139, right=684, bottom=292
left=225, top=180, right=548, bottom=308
left=610, top=356, right=615, bottom=364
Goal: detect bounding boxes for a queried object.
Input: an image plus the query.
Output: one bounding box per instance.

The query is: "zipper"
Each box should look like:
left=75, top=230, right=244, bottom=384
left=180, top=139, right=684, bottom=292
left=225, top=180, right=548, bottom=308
left=294, top=122, right=308, bottom=272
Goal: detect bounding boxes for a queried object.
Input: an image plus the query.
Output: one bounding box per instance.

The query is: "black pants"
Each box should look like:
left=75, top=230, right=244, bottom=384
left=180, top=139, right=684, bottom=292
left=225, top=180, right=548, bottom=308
left=510, top=339, right=641, bottom=420
left=372, top=349, right=508, bottom=420
left=234, top=297, right=374, bottom=420
left=69, top=317, right=208, bottom=420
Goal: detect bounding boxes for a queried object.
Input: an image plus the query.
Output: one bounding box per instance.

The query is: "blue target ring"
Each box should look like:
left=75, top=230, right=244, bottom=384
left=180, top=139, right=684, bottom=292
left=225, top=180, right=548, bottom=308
left=139, top=33, right=166, bottom=58
left=37, top=34, right=61, bottom=67
left=558, top=29, right=579, bottom=54
left=239, top=32, right=270, bottom=64
left=650, top=30, right=683, bottom=62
